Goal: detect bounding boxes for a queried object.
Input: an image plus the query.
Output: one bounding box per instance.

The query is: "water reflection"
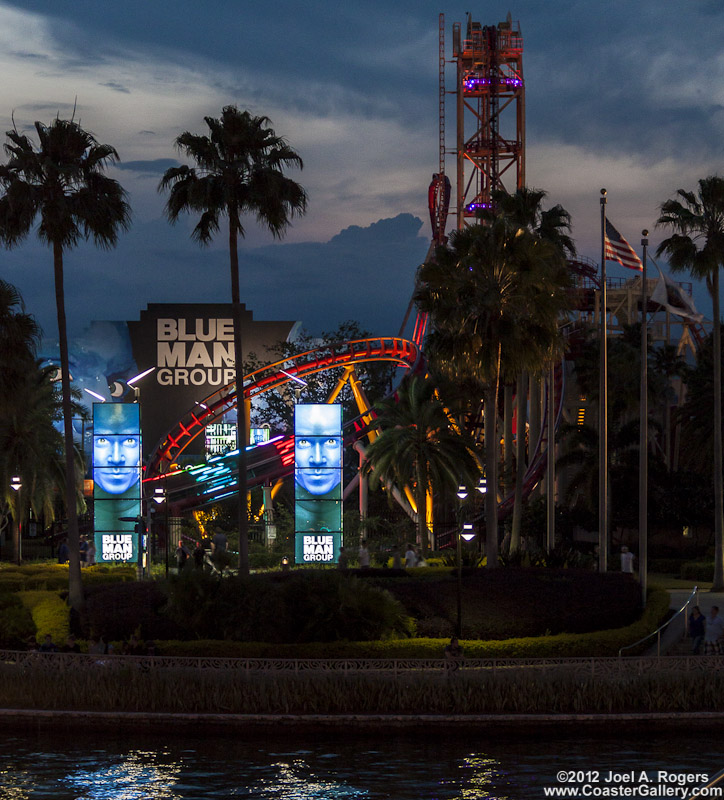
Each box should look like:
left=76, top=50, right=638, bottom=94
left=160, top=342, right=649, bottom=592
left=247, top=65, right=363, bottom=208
left=61, top=751, right=182, bottom=800
left=0, top=730, right=721, bottom=799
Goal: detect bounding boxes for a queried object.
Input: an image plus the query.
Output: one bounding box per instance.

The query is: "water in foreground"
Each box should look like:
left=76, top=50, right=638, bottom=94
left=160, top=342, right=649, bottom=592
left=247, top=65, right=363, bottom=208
left=0, top=729, right=720, bottom=799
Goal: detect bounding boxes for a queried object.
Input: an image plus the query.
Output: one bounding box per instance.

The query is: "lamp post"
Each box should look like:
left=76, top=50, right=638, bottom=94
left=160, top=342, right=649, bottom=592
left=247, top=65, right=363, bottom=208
left=11, top=475, right=21, bottom=565
left=153, top=485, right=168, bottom=578
left=456, top=485, right=468, bottom=638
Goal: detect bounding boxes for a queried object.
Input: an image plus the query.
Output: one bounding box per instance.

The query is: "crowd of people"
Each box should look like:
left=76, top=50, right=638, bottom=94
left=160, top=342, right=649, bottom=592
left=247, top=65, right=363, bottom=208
left=336, top=542, right=428, bottom=570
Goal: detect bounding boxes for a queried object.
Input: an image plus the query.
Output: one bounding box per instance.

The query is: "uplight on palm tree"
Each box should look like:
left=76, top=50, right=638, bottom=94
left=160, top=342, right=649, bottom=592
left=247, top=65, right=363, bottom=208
left=416, top=220, right=570, bottom=567
left=159, top=106, right=307, bottom=574
left=0, top=119, right=130, bottom=608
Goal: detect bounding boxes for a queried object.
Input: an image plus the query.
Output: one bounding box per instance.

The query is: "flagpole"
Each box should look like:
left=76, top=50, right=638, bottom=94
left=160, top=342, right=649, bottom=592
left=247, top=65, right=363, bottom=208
left=639, top=230, right=649, bottom=608
left=599, top=189, right=608, bottom=573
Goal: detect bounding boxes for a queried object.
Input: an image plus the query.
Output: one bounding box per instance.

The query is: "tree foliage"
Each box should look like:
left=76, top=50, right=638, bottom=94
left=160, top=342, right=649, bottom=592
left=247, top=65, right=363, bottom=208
left=160, top=106, right=307, bottom=575
left=0, top=122, right=129, bottom=606
left=364, top=375, right=480, bottom=556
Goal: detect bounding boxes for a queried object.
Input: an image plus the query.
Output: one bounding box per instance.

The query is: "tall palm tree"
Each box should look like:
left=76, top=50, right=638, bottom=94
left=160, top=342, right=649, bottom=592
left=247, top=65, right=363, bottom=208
left=488, top=188, right=575, bottom=552
left=0, top=119, right=130, bottom=606
left=657, top=177, right=724, bottom=590
left=416, top=221, right=570, bottom=566
left=364, top=375, right=480, bottom=556
left=159, top=106, right=307, bottom=574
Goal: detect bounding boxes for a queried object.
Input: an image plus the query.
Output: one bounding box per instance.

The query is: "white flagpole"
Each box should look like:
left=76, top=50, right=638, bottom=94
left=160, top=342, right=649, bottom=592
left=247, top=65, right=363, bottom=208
left=599, top=189, right=608, bottom=572
left=639, top=230, right=649, bottom=607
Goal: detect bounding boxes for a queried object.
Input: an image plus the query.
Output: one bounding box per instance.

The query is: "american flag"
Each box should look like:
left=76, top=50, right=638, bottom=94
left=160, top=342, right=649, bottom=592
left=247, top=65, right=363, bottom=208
left=605, top=220, right=643, bottom=271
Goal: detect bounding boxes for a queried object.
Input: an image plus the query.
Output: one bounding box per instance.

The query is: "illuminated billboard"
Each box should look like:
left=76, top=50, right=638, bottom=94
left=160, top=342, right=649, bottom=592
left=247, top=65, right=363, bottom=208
left=294, top=404, right=342, bottom=564
left=92, top=403, right=142, bottom=563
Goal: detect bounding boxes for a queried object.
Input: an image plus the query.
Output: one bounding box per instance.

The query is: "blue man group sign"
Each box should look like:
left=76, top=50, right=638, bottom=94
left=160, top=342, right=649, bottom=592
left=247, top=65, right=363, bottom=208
left=92, top=403, right=142, bottom=563
left=294, top=404, right=343, bottom=564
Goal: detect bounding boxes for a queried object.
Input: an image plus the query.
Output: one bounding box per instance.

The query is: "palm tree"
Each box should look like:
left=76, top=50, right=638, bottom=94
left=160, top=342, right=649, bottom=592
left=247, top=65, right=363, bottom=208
left=0, top=119, right=130, bottom=606
left=159, top=106, right=307, bottom=574
left=657, top=177, right=724, bottom=590
left=488, top=186, right=576, bottom=258
left=0, top=362, right=87, bottom=562
left=416, top=221, right=570, bottom=566
left=364, top=375, right=480, bottom=556
left=0, top=279, right=40, bottom=409
left=488, top=188, right=575, bottom=552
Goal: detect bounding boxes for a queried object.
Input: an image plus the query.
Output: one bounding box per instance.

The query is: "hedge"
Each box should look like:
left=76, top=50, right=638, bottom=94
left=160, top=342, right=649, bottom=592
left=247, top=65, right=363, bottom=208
left=0, top=564, right=136, bottom=592
left=0, top=594, right=35, bottom=648
left=156, top=588, right=671, bottom=659
left=680, top=561, right=714, bottom=582
left=17, top=590, right=69, bottom=645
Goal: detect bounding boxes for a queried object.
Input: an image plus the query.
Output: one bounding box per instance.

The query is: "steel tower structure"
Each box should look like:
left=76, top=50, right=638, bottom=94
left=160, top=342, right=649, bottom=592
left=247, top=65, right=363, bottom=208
left=451, top=13, right=525, bottom=228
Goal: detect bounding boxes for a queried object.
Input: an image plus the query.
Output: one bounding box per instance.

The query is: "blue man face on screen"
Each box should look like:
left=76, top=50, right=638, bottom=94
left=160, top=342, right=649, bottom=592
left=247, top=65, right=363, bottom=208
left=294, top=404, right=342, bottom=496
left=93, top=404, right=141, bottom=495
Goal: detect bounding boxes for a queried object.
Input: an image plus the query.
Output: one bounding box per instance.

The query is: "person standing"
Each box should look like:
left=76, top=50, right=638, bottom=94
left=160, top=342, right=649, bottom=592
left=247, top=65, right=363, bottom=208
left=57, top=538, right=69, bottom=564
left=704, top=606, right=724, bottom=655
left=358, top=541, right=371, bottom=569
left=337, top=546, right=349, bottom=570
left=391, top=546, right=403, bottom=570
left=404, top=544, right=417, bottom=568
left=176, top=541, right=190, bottom=572
left=620, top=546, right=634, bottom=574
left=689, top=606, right=706, bottom=655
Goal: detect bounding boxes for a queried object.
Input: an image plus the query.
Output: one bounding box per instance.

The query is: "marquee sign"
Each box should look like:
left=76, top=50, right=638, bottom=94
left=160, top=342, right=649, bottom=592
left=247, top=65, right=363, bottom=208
left=294, top=404, right=343, bottom=564
left=127, top=303, right=297, bottom=458
left=92, top=402, right=142, bottom=563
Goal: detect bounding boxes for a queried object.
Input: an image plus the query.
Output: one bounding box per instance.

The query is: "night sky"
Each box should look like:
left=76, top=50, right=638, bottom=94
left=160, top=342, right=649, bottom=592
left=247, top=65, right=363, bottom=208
left=0, top=0, right=722, bottom=341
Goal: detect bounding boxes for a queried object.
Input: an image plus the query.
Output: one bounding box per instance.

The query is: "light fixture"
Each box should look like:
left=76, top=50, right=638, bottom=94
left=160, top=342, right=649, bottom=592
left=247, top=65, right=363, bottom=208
left=461, top=523, right=476, bottom=542
left=456, top=485, right=468, bottom=500
left=280, top=369, right=308, bottom=387
left=127, top=366, right=156, bottom=386
left=153, top=486, right=166, bottom=504
left=10, top=476, right=21, bottom=492
left=84, top=388, right=106, bottom=402
left=477, top=477, right=487, bottom=495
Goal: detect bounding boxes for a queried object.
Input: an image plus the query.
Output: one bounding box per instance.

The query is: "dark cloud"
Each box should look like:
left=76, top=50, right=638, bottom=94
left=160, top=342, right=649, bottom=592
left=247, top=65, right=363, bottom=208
left=8, top=50, right=49, bottom=60
left=99, top=81, right=130, bottom=94
left=4, top=214, right=429, bottom=342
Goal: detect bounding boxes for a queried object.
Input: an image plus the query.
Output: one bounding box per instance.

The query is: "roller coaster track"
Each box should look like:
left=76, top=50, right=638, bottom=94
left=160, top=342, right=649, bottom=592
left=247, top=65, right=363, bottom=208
left=144, top=337, right=424, bottom=507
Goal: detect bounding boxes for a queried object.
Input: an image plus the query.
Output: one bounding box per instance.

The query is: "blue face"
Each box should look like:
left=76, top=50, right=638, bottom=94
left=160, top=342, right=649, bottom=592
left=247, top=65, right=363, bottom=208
left=294, top=405, right=342, bottom=496
left=93, top=404, right=141, bottom=495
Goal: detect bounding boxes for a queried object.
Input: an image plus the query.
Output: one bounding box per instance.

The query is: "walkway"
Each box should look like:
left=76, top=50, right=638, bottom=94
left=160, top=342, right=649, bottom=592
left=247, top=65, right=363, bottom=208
left=642, top=584, right=724, bottom=656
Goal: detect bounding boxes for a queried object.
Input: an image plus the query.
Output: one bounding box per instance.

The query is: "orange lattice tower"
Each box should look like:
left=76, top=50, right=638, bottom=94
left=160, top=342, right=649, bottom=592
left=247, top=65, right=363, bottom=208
left=452, top=13, right=525, bottom=227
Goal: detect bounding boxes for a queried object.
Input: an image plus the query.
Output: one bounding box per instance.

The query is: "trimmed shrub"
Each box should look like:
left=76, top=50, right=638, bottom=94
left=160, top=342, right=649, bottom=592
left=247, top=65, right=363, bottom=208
left=0, top=593, right=35, bottom=648
left=163, top=570, right=414, bottom=643
left=80, top=581, right=183, bottom=641
left=375, top=567, right=642, bottom=639
left=17, top=590, right=69, bottom=644
left=156, top=588, right=670, bottom=659
left=680, top=561, right=714, bottom=582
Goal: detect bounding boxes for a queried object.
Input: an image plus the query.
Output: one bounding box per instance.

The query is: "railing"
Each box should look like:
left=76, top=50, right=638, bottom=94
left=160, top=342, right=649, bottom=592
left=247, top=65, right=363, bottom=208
left=2, top=650, right=720, bottom=677
left=618, top=586, right=698, bottom=657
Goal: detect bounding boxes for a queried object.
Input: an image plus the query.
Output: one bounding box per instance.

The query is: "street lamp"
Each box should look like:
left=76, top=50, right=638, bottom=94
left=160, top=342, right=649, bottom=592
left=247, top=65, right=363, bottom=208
left=455, top=485, right=469, bottom=638
left=11, top=476, right=21, bottom=565
left=153, top=485, right=168, bottom=578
